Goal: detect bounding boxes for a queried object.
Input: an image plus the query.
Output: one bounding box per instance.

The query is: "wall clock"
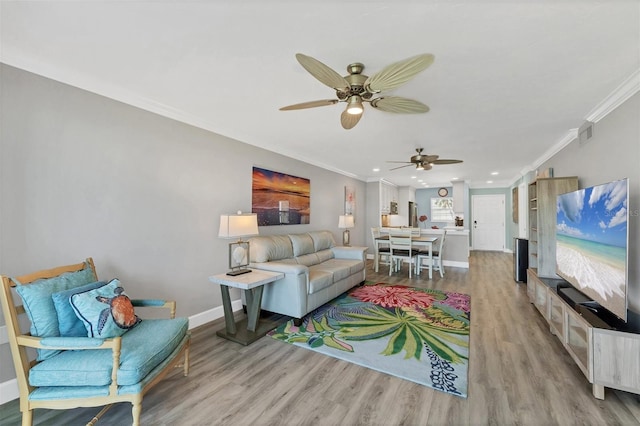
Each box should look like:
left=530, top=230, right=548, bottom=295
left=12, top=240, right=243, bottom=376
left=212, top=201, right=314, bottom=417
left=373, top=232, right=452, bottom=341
left=438, top=187, right=448, bottom=197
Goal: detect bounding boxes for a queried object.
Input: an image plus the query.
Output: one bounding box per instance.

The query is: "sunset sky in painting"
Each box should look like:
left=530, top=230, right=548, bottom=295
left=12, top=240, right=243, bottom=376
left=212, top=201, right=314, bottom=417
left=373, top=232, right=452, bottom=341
left=252, top=167, right=310, bottom=211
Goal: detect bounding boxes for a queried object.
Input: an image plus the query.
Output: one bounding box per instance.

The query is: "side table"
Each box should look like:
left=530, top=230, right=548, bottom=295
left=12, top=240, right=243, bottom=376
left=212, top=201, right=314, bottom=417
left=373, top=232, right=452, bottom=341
left=209, top=269, right=284, bottom=345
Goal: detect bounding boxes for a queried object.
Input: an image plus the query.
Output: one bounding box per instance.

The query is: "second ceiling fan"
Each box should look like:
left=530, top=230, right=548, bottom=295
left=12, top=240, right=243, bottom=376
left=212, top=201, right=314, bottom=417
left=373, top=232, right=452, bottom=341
left=280, top=53, right=434, bottom=129
left=387, top=148, right=463, bottom=171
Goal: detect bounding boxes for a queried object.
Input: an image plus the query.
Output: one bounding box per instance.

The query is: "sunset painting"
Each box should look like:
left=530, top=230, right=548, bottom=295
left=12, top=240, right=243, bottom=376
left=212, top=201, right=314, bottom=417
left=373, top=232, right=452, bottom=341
left=252, top=167, right=310, bottom=226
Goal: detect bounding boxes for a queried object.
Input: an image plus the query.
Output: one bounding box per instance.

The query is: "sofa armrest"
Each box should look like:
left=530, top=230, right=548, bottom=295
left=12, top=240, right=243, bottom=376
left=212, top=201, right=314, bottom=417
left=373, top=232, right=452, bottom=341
left=332, top=246, right=368, bottom=261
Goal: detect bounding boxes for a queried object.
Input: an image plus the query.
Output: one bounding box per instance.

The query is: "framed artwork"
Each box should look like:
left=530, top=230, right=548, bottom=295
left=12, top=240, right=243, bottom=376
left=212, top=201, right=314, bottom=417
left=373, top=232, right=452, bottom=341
left=512, top=187, right=519, bottom=223
left=252, top=167, right=310, bottom=226
left=345, top=185, right=355, bottom=216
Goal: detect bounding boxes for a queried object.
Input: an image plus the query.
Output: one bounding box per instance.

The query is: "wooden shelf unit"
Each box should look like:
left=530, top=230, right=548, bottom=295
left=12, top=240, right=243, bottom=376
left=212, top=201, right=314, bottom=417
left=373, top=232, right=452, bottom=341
left=527, top=176, right=578, bottom=277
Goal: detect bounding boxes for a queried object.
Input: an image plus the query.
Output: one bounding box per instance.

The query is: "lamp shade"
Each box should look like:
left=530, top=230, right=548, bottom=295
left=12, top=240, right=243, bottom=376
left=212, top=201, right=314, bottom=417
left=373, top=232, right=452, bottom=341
left=218, top=213, right=259, bottom=239
left=338, top=215, right=355, bottom=229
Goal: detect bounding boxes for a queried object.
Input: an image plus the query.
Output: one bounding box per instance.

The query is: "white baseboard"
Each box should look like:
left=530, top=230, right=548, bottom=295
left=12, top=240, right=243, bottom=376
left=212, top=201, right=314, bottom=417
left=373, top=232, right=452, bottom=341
left=0, top=378, right=19, bottom=404
left=0, top=298, right=243, bottom=405
left=443, top=260, right=469, bottom=269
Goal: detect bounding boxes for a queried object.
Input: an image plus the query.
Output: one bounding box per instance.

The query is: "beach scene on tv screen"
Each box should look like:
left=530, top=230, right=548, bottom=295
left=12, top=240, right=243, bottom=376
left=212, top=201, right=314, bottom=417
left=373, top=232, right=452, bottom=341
left=556, top=179, right=627, bottom=319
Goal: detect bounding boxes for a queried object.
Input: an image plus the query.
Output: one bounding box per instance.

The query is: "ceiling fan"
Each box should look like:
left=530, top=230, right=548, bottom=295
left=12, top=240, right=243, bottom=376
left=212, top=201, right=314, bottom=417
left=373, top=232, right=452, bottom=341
left=387, top=148, right=463, bottom=171
left=280, top=53, right=434, bottom=130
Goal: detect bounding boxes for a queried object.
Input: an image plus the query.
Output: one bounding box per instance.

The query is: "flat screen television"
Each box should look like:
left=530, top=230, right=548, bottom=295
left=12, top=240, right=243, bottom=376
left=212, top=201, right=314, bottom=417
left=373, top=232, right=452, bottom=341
left=555, top=178, right=629, bottom=322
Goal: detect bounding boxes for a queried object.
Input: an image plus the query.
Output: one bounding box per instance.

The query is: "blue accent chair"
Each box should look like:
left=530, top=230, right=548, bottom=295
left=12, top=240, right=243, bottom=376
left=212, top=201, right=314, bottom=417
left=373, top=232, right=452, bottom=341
left=0, top=258, right=190, bottom=426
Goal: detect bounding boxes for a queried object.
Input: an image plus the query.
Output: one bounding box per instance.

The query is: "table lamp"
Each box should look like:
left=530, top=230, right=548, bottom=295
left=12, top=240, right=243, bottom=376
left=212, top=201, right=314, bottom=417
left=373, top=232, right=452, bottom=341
left=218, top=211, right=259, bottom=276
left=338, top=214, right=355, bottom=246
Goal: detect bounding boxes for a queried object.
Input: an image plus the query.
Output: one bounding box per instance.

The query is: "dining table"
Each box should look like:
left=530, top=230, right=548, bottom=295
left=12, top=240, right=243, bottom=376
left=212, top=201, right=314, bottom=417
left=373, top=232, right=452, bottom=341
left=374, top=234, right=439, bottom=279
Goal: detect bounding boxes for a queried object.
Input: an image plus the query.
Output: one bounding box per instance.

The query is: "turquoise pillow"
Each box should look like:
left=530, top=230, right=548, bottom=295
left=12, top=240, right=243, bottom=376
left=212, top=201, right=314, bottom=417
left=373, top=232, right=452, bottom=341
left=70, top=279, right=141, bottom=338
left=14, top=263, right=97, bottom=360
left=52, top=281, right=107, bottom=337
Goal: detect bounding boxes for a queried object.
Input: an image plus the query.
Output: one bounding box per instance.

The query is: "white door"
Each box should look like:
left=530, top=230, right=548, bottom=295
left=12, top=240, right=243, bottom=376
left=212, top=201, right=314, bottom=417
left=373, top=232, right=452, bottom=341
left=472, top=194, right=505, bottom=251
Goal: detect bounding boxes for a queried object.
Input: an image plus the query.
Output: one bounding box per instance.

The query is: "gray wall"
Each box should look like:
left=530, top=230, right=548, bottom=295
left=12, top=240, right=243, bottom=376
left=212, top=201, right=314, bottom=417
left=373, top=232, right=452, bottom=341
left=0, top=65, right=366, bottom=381
left=538, top=93, right=640, bottom=314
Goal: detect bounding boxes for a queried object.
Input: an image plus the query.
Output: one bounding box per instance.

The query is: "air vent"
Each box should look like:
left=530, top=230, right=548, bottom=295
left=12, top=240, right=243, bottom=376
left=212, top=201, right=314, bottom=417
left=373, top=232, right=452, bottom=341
left=578, top=121, right=594, bottom=145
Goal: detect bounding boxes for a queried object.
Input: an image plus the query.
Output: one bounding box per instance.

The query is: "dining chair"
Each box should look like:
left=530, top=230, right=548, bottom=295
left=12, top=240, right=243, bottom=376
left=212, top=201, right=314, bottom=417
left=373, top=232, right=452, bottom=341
left=388, top=230, right=418, bottom=278
left=416, top=230, right=446, bottom=278
left=371, top=227, right=391, bottom=271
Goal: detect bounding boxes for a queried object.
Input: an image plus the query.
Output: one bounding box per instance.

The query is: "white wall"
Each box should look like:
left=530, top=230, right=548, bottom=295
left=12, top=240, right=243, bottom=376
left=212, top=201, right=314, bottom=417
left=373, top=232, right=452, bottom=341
left=0, top=64, right=367, bottom=383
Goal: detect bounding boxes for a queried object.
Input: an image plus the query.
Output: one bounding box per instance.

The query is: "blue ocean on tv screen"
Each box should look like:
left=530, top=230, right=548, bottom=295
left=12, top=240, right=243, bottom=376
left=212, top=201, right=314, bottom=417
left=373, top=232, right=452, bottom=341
left=556, top=234, right=625, bottom=269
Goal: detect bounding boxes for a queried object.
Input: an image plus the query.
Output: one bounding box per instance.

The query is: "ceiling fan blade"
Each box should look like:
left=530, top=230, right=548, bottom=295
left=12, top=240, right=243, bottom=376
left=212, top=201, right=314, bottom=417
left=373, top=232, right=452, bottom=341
left=280, top=99, right=339, bottom=111
left=423, top=155, right=439, bottom=163
left=386, top=161, right=413, bottom=164
left=371, top=97, right=429, bottom=114
left=365, top=53, right=434, bottom=93
left=432, top=159, right=463, bottom=165
left=389, top=164, right=414, bottom=171
left=340, top=109, right=362, bottom=129
left=296, top=53, right=350, bottom=91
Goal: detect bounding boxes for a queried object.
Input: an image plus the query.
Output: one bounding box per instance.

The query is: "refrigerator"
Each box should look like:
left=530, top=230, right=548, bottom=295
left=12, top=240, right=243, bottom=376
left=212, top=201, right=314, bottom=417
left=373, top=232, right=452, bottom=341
left=408, top=202, right=418, bottom=227
left=514, top=238, right=528, bottom=283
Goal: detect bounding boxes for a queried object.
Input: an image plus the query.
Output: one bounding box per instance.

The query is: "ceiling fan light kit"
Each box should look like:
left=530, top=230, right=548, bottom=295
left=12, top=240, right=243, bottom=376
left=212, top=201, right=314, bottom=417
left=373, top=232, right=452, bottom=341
left=280, top=53, right=435, bottom=129
left=346, top=95, right=364, bottom=115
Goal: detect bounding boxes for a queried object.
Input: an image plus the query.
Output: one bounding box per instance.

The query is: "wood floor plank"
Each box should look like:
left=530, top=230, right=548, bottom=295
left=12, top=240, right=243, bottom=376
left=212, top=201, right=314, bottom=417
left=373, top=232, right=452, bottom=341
left=1, top=251, right=638, bottom=425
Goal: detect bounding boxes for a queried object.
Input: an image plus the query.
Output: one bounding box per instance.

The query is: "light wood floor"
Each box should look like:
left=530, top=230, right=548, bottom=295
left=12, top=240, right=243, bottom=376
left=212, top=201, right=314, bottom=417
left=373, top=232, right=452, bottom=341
left=1, top=251, right=639, bottom=425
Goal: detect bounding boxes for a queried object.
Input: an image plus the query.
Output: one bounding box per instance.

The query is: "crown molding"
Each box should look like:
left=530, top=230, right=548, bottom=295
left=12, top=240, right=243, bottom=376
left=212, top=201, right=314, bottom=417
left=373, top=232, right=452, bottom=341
left=509, top=68, right=640, bottom=188
left=585, top=68, right=640, bottom=123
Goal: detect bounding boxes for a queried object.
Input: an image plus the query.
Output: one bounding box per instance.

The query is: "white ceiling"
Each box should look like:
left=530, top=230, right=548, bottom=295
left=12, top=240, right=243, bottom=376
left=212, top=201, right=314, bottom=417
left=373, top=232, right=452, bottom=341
left=2, top=1, right=639, bottom=189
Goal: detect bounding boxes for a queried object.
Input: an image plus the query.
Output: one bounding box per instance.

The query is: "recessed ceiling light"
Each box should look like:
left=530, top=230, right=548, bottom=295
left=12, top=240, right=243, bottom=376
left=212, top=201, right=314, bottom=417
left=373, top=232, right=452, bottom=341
left=487, top=180, right=493, bottom=184
left=411, top=176, right=417, bottom=179
left=491, top=171, right=499, bottom=175
left=451, top=177, right=459, bottom=180
left=373, top=168, right=380, bottom=172
left=418, top=179, right=423, bottom=182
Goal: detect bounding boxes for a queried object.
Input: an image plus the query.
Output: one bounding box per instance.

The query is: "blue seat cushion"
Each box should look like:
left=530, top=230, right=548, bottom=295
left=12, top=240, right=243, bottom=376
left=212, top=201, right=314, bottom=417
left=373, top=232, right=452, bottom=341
left=29, top=317, right=188, bottom=387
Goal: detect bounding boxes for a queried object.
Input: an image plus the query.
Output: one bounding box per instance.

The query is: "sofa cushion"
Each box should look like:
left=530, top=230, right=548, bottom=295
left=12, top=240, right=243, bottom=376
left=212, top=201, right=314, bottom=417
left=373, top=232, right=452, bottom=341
left=316, top=249, right=334, bottom=263
left=70, top=279, right=141, bottom=338
left=295, top=253, right=320, bottom=267
left=14, top=262, right=97, bottom=361
left=250, top=235, right=293, bottom=263
left=309, top=231, right=335, bottom=251
left=289, top=233, right=315, bottom=256
left=308, top=270, right=333, bottom=294
left=311, top=259, right=353, bottom=282
left=52, top=280, right=108, bottom=337
left=29, top=317, right=188, bottom=387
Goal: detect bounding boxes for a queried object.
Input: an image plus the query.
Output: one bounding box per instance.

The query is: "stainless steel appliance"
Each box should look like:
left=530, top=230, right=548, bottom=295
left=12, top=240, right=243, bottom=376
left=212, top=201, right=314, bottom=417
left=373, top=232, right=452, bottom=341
left=408, top=201, right=418, bottom=227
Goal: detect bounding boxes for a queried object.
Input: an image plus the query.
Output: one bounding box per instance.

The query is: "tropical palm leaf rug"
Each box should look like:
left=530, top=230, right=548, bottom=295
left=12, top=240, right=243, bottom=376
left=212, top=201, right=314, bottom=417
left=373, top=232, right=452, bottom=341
left=268, top=283, right=470, bottom=398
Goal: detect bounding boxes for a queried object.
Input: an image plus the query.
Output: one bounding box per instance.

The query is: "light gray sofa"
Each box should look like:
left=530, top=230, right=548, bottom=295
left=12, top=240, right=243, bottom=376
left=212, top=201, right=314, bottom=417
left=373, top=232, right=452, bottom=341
left=248, top=230, right=367, bottom=322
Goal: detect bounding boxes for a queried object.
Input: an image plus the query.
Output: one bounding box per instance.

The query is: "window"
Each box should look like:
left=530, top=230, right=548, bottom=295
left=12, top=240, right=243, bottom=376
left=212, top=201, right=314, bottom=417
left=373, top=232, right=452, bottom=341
left=430, top=197, right=455, bottom=222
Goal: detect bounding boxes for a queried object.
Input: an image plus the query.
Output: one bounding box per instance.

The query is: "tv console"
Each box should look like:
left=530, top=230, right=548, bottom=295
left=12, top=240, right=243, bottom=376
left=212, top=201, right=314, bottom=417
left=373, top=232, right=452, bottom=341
left=527, top=268, right=640, bottom=399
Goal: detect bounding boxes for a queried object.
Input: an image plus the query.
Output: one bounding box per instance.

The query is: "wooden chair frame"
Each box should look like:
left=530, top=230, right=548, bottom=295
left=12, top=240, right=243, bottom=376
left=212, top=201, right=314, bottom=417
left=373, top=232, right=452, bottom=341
left=416, top=230, right=446, bottom=278
left=0, top=258, right=191, bottom=426
left=388, top=231, right=418, bottom=278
